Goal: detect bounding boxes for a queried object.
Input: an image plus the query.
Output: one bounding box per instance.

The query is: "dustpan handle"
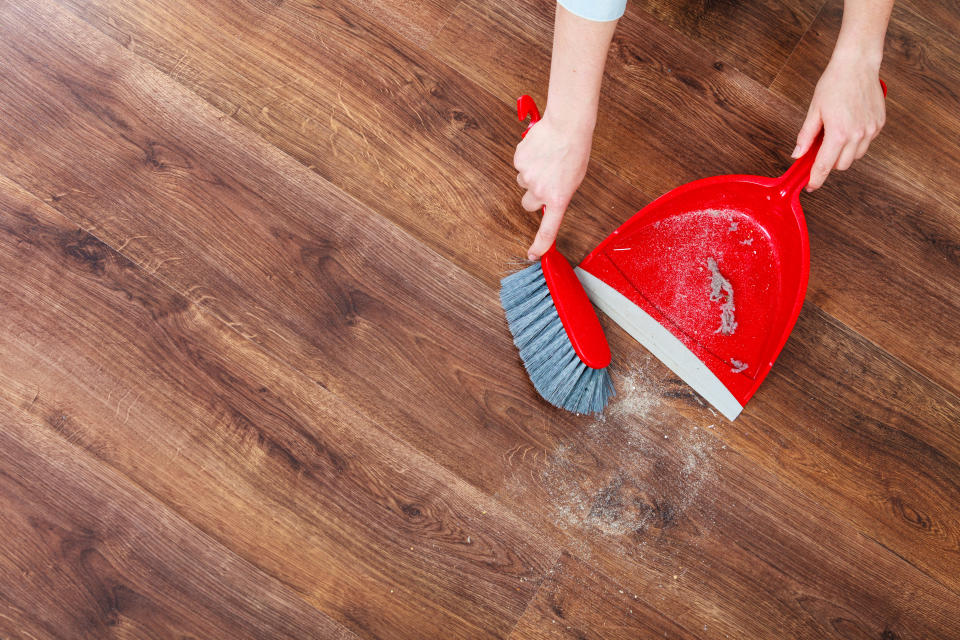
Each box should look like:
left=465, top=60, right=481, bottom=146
left=779, top=79, right=887, bottom=197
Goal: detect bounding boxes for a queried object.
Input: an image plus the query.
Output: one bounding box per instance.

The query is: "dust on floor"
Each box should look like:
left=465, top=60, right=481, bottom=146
left=501, top=356, right=723, bottom=560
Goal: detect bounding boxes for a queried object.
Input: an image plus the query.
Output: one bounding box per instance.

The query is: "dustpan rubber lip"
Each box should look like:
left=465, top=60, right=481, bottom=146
left=575, top=267, right=744, bottom=421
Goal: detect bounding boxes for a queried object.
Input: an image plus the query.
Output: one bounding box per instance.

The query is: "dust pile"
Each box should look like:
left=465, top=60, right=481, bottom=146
left=707, top=257, right=737, bottom=335
left=640, top=207, right=747, bottom=334
left=536, top=358, right=719, bottom=554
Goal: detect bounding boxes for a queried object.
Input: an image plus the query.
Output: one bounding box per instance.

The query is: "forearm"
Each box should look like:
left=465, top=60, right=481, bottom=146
left=544, top=4, right=619, bottom=134
left=832, top=0, right=894, bottom=69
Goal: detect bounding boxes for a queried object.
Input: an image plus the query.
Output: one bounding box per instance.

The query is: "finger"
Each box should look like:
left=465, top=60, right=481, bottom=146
left=855, top=118, right=882, bottom=160
left=793, top=108, right=823, bottom=158
left=520, top=189, right=544, bottom=212
left=806, top=130, right=845, bottom=191
left=527, top=202, right=566, bottom=260
left=835, top=139, right=859, bottom=172
left=516, top=173, right=528, bottom=189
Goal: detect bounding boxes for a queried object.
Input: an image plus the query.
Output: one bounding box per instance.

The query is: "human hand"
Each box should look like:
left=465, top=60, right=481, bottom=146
left=793, top=56, right=886, bottom=191
left=514, top=115, right=593, bottom=260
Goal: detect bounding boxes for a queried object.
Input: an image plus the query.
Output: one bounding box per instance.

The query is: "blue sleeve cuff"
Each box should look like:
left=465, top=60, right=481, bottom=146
left=557, top=0, right=627, bottom=21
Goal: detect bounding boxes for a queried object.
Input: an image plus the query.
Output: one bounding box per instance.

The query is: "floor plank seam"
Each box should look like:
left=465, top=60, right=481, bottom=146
left=801, top=299, right=960, bottom=403
left=858, top=531, right=960, bottom=599
left=767, top=0, right=831, bottom=90
left=890, top=0, right=960, bottom=52
left=420, top=0, right=462, bottom=50
left=502, top=547, right=565, bottom=638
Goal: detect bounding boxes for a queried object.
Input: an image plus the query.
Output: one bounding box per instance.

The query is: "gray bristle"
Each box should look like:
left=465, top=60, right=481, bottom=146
left=500, top=263, right=615, bottom=414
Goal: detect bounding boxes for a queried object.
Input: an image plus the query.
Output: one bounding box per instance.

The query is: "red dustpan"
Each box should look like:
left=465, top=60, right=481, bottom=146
left=577, top=82, right=885, bottom=420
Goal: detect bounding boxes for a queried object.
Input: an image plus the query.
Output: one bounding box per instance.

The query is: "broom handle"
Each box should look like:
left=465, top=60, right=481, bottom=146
left=779, top=79, right=887, bottom=197
left=516, top=95, right=560, bottom=256
left=514, top=95, right=612, bottom=370
left=517, top=94, right=541, bottom=137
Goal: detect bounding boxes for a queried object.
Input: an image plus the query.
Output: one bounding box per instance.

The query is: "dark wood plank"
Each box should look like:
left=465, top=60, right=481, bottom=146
left=52, top=0, right=960, bottom=390
left=632, top=0, right=826, bottom=86
left=516, top=296, right=960, bottom=604
left=50, top=0, right=652, bottom=280
left=48, top=0, right=959, bottom=402
left=3, top=1, right=959, bottom=636
left=431, top=0, right=800, bottom=188
left=731, top=305, right=960, bottom=587
left=588, top=296, right=960, bottom=596
left=763, top=0, right=960, bottom=392
left=0, top=0, right=570, bottom=496
left=898, top=0, right=960, bottom=39
left=508, top=552, right=698, bottom=639
left=0, top=395, right=359, bottom=640
left=0, top=171, right=554, bottom=637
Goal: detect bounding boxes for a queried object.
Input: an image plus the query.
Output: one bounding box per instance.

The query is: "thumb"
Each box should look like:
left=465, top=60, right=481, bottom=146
left=793, top=107, right=822, bottom=158
left=527, top=203, right=566, bottom=261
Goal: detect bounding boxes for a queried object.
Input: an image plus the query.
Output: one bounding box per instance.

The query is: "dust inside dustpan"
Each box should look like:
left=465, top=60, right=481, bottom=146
left=576, top=158, right=816, bottom=420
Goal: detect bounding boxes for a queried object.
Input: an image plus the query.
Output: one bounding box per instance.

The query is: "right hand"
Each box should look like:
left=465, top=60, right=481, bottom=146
left=513, top=114, right=593, bottom=260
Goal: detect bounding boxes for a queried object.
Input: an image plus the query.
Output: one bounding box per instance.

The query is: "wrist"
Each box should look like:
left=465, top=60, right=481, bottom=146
left=831, top=33, right=884, bottom=70
left=541, top=104, right=597, bottom=137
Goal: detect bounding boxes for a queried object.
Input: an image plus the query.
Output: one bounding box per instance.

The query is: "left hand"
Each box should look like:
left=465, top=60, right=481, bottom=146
left=793, top=56, right=886, bottom=191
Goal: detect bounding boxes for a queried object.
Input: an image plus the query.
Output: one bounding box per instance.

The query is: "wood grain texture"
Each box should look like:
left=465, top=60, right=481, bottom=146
left=1, top=0, right=958, bottom=637
left=771, top=0, right=960, bottom=211
left=0, top=393, right=359, bottom=640
left=7, top=0, right=950, bottom=596
left=431, top=1, right=799, bottom=186
left=508, top=552, right=698, bottom=639
left=729, top=305, right=960, bottom=587
left=897, top=0, right=960, bottom=40
left=0, top=0, right=564, bottom=497
left=341, top=0, right=460, bottom=47
left=631, top=0, right=826, bottom=86
left=49, top=0, right=653, bottom=279
left=0, top=170, right=555, bottom=638
left=488, top=336, right=960, bottom=637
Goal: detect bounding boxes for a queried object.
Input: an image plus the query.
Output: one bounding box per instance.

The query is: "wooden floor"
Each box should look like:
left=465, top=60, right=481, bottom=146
left=0, top=0, right=958, bottom=637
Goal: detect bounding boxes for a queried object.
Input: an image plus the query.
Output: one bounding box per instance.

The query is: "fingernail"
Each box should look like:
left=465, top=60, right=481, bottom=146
left=527, top=253, right=536, bottom=261
left=791, top=145, right=801, bottom=158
